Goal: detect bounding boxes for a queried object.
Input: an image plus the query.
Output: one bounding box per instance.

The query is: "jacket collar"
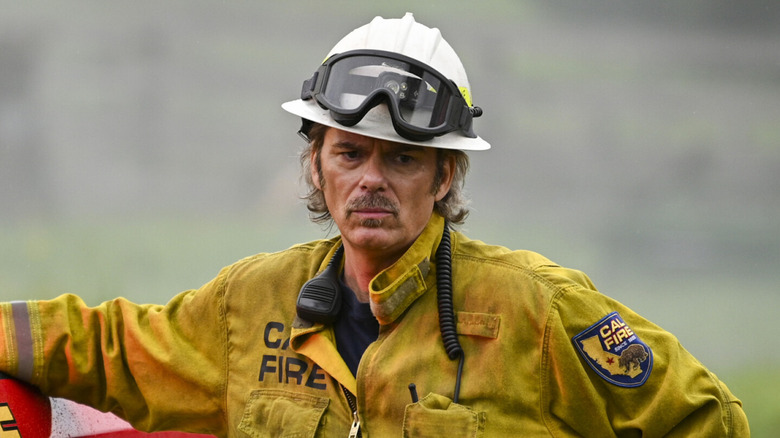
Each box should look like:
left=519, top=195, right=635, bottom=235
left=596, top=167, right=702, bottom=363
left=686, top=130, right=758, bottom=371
left=367, top=213, right=443, bottom=325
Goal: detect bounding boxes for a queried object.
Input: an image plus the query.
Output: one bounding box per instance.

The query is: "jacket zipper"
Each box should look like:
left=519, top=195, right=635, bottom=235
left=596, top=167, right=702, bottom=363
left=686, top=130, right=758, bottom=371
left=341, top=384, right=361, bottom=438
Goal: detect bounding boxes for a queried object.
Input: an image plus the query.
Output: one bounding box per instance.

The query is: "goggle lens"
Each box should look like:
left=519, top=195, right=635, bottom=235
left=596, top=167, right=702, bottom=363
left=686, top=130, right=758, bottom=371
left=301, top=50, right=477, bottom=141
left=320, top=55, right=453, bottom=130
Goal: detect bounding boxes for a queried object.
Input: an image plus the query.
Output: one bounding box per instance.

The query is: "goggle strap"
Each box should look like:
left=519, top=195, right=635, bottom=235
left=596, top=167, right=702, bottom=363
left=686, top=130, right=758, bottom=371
left=300, top=70, right=320, bottom=100
left=458, top=107, right=472, bottom=133
left=297, top=118, right=315, bottom=142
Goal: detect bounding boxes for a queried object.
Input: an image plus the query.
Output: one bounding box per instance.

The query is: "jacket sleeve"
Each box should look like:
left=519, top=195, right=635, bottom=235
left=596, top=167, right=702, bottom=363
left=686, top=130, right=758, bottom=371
left=0, top=268, right=230, bottom=436
left=538, top=267, right=749, bottom=437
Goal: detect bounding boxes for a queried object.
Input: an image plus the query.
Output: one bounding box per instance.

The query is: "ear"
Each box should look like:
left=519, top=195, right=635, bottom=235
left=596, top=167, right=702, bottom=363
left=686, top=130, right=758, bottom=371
left=434, top=154, right=456, bottom=202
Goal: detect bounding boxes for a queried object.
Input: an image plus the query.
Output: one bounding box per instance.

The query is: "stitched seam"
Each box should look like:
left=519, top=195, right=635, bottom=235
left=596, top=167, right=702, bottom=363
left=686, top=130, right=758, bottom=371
left=708, top=371, right=735, bottom=437
left=451, top=250, right=575, bottom=301
left=217, top=270, right=231, bottom=434
left=540, top=286, right=577, bottom=438
left=452, top=252, right=564, bottom=292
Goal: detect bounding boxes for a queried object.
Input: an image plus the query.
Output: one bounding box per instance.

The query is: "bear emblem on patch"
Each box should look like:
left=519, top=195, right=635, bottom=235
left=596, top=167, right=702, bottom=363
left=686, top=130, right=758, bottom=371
left=572, top=311, right=653, bottom=387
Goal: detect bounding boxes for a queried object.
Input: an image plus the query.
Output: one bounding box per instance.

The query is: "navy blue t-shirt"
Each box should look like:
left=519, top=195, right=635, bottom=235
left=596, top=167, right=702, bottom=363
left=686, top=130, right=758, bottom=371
left=334, top=280, right=380, bottom=377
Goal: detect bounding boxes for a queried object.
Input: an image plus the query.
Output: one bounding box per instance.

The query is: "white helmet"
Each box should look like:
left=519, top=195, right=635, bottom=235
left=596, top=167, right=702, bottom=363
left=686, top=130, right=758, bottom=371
left=282, top=13, right=490, bottom=151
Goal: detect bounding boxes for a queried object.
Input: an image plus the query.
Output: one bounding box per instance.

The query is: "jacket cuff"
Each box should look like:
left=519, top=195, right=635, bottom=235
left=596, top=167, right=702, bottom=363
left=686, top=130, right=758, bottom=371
left=0, top=301, right=39, bottom=384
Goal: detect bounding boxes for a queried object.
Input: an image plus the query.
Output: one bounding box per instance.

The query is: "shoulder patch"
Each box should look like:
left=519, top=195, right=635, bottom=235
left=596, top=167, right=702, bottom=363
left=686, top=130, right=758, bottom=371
left=572, top=312, right=653, bottom=387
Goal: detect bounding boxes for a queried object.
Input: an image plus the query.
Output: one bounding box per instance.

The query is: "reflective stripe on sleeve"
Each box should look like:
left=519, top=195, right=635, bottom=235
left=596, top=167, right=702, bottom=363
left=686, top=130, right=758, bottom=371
left=10, top=301, right=34, bottom=382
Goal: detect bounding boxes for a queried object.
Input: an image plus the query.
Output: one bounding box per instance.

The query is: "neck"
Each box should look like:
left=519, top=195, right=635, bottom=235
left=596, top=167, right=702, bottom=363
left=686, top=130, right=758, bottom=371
left=341, top=246, right=402, bottom=303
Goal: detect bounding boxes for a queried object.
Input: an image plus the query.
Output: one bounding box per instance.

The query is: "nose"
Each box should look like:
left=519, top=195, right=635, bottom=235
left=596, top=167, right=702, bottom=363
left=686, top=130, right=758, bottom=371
left=359, top=152, right=388, bottom=192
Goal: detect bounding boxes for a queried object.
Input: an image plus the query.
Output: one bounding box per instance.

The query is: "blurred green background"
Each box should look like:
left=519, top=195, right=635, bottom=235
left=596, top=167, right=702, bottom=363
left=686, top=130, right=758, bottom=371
left=1, top=0, right=778, bottom=435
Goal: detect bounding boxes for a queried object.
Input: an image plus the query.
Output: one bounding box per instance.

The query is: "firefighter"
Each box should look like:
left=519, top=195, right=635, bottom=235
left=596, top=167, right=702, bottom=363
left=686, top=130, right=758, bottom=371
left=0, top=13, right=748, bottom=437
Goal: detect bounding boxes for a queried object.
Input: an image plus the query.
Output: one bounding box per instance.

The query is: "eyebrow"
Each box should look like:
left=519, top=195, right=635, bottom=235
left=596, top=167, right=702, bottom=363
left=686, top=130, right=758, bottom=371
left=332, top=140, right=362, bottom=150
left=394, top=145, right=426, bottom=153
left=331, top=141, right=425, bottom=154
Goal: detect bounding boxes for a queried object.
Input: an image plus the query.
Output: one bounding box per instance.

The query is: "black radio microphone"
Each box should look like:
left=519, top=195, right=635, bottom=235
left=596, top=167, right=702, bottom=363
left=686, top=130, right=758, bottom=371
left=296, top=245, right=344, bottom=324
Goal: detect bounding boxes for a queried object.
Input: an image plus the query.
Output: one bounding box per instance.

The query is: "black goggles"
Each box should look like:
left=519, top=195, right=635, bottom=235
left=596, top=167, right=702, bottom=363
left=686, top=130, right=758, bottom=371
left=300, top=50, right=482, bottom=142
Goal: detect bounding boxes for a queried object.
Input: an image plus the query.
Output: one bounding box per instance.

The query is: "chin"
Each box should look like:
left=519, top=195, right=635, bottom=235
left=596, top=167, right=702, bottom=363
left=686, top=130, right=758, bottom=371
left=346, top=227, right=399, bottom=250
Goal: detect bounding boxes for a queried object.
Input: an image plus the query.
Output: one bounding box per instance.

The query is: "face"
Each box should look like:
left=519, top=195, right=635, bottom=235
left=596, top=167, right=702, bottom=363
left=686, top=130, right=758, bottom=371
left=312, top=128, right=454, bottom=263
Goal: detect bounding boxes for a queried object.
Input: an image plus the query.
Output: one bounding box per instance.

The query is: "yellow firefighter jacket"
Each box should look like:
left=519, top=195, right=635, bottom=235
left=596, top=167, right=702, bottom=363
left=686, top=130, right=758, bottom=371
left=0, top=214, right=749, bottom=437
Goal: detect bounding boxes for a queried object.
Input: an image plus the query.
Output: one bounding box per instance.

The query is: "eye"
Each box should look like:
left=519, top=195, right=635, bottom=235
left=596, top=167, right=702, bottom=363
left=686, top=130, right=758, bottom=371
left=396, top=154, right=414, bottom=164
left=342, top=150, right=361, bottom=160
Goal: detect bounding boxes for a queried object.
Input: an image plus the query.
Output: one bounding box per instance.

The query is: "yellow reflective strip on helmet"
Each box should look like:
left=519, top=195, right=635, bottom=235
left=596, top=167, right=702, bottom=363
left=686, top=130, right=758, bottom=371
left=459, top=87, right=472, bottom=107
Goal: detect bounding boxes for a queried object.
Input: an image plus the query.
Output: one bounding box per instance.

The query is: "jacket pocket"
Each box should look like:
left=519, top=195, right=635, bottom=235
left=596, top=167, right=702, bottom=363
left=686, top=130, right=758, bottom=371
left=402, top=393, right=486, bottom=437
left=238, top=388, right=329, bottom=438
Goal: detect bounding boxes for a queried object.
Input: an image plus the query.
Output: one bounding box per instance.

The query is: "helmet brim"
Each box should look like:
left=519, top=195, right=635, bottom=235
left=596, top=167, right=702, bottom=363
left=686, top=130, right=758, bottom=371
left=282, top=98, right=490, bottom=151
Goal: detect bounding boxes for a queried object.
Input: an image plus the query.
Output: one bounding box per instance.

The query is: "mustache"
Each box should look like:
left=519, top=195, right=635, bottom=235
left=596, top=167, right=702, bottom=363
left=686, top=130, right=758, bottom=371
left=346, top=193, right=399, bottom=217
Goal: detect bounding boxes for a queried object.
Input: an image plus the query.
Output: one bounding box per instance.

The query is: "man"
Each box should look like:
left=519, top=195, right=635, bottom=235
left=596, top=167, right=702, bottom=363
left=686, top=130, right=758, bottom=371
left=0, top=13, right=748, bottom=437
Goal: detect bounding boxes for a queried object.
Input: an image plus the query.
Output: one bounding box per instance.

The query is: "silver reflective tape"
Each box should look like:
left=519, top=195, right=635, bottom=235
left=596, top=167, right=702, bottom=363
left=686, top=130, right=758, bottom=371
left=10, top=301, right=34, bottom=381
